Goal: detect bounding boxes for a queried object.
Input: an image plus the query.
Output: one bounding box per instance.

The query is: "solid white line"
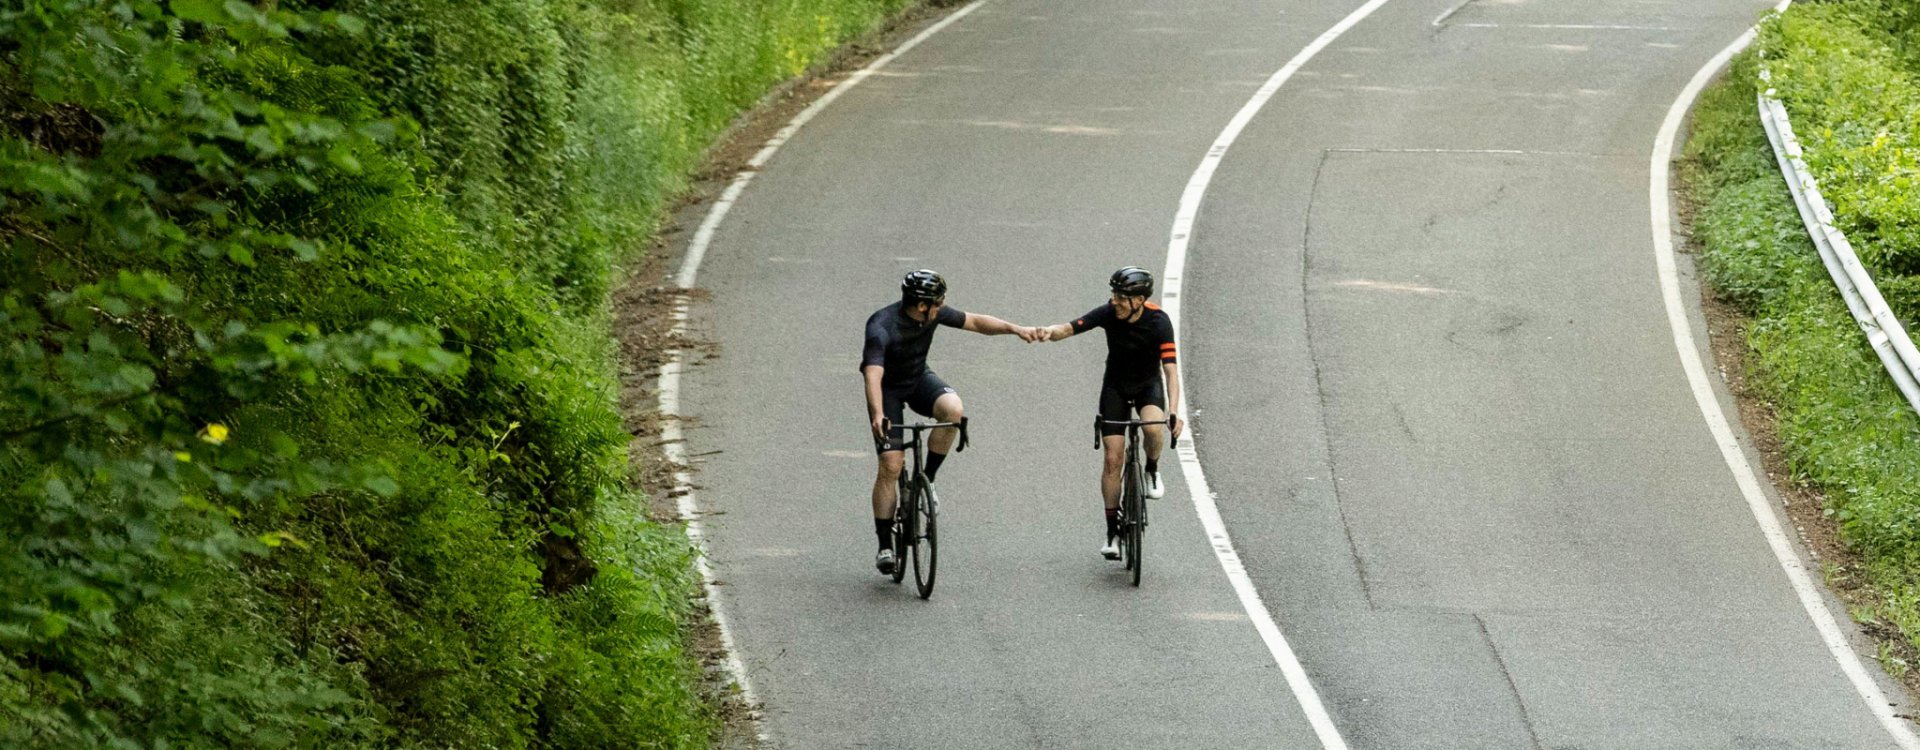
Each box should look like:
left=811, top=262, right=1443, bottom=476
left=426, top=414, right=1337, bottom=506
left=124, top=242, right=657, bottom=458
left=1649, top=5, right=1920, bottom=748
left=1162, top=1, right=1395, bottom=748
left=659, top=1, right=987, bottom=739
left=676, top=3, right=986, bottom=289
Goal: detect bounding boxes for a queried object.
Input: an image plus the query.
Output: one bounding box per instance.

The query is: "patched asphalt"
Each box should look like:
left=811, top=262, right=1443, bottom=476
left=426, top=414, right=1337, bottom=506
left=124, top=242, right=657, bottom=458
left=671, top=0, right=1910, bottom=747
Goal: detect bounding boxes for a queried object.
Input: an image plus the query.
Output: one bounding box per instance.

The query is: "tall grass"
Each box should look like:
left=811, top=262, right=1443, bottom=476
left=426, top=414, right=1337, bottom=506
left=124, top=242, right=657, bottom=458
left=0, top=0, right=911, bottom=746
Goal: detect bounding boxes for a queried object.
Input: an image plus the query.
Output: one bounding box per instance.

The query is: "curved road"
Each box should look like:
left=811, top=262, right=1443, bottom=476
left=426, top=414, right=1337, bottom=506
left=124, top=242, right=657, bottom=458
left=671, top=0, right=1912, bottom=747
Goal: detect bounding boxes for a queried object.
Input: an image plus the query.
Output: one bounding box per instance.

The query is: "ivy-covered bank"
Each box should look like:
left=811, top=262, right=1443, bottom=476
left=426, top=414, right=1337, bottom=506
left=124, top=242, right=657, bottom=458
left=0, top=0, right=908, bottom=746
left=1685, top=0, right=1920, bottom=673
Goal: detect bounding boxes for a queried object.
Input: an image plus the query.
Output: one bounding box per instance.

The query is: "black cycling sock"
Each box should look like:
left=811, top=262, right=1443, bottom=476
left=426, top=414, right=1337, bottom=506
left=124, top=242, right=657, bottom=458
left=1145, top=458, right=1159, bottom=475
left=875, top=517, right=893, bottom=550
left=1105, top=507, right=1121, bottom=539
left=924, top=450, right=947, bottom=481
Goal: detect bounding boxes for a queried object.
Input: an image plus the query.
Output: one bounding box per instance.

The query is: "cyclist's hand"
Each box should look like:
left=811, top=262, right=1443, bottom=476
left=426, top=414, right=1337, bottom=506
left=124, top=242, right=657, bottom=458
left=870, top=415, right=890, bottom=444
left=1016, top=325, right=1045, bottom=343
left=1170, top=414, right=1184, bottom=441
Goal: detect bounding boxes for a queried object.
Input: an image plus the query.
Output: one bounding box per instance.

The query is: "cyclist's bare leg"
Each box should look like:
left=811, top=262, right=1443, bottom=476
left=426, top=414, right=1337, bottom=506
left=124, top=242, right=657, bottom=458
left=928, top=392, right=964, bottom=454
left=1100, top=435, right=1126, bottom=510
left=1139, top=403, right=1168, bottom=465
left=872, top=451, right=904, bottom=519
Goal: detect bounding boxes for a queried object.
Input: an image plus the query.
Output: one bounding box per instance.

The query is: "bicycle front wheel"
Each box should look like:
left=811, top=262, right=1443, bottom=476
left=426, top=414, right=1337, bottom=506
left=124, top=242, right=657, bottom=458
left=1124, top=463, right=1144, bottom=587
left=912, top=478, right=938, bottom=599
left=891, top=478, right=912, bottom=584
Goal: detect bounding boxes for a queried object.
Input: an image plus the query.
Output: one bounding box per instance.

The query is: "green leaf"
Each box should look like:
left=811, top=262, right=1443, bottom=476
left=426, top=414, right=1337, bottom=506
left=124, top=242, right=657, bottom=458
left=170, top=0, right=226, bottom=24
left=363, top=475, right=400, bottom=497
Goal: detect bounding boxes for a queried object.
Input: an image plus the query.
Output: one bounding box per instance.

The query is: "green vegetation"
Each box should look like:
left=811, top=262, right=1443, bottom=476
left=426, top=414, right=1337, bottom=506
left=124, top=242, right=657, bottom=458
left=1, top=0, right=910, bottom=746
left=1685, top=0, right=1920, bottom=664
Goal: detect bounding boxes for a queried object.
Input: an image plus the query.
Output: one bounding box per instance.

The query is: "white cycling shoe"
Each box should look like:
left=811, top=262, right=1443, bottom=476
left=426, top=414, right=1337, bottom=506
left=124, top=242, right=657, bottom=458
left=1145, top=471, right=1165, bottom=499
left=1100, top=536, right=1121, bottom=560
left=875, top=547, right=897, bottom=574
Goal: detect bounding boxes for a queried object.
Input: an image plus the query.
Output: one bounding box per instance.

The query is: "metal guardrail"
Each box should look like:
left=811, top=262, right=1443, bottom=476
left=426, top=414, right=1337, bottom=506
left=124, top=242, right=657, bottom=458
left=1755, top=70, right=1920, bottom=414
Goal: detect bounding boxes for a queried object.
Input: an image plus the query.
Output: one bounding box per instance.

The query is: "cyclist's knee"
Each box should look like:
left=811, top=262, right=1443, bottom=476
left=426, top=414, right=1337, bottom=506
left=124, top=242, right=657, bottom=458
left=876, top=453, right=904, bottom=479
left=933, top=393, right=963, bottom=421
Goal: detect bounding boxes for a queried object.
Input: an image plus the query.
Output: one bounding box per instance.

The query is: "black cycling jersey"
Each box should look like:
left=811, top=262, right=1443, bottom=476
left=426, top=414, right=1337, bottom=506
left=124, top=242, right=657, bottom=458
left=1070, top=302, right=1176, bottom=389
left=861, top=301, right=967, bottom=386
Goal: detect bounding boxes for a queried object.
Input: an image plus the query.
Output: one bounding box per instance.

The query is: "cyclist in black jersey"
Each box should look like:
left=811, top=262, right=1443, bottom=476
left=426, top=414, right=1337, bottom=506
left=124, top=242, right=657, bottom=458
left=1038, top=266, right=1183, bottom=559
left=862, top=269, right=1042, bottom=574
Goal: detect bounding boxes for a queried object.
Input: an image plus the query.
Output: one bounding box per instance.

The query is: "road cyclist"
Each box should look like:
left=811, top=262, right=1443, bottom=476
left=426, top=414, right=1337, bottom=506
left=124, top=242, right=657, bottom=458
left=861, top=269, right=1043, bottom=577
left=1037, top=266, right=1184, bottom=565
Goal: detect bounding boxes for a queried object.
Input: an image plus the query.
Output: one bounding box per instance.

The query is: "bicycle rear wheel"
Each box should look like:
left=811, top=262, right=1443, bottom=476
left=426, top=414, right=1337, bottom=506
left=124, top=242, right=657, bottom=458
left=891, top=477, right=912, bottom=584
left=912, top=478, right=938, bottom=599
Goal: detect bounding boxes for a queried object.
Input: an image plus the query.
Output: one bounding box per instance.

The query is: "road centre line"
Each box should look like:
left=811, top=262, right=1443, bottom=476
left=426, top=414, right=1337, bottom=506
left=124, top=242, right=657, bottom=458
left=1650, top=4, right=1920, bottom=747
left=1163, top=1, right=1395, bottom=748
left=660, top=1, right=987, bottom=738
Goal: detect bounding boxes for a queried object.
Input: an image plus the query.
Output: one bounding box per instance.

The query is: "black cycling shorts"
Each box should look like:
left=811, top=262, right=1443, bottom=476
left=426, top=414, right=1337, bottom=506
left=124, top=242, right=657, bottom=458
left=876, top=371, right=955, bottom=453
left=1097, top=380, right=1166, bottom=437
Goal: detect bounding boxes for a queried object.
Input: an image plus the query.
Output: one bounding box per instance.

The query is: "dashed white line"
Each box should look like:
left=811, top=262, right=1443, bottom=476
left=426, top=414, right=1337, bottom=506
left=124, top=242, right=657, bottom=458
left=1650, top=4, right=1920, bottom=747
left=660, top=2, right=987, bottom=740
left=1162, top=1, right=1395, bottom=748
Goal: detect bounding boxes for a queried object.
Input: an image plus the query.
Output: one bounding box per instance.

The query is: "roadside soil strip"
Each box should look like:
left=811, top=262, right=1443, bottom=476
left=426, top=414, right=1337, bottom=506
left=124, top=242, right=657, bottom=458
left=612, top=2, right=984, bottom=746
left=1650, top=13, right=1920, bottom=745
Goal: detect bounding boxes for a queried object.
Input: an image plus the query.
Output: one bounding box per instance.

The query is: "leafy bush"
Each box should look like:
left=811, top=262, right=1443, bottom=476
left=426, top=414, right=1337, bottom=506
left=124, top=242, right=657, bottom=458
left=1686, top=0, right=1920, bottom=665
left=2, top=0, right=911, bottom=746
left=1761, top=5, right=1920, bottom=283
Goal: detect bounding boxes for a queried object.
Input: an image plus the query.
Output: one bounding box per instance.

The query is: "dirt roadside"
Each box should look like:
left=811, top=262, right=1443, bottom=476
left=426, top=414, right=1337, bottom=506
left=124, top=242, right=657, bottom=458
left=609, top=3, right=976, bottom=746
left=1675, top=157, right=1920, bottom=708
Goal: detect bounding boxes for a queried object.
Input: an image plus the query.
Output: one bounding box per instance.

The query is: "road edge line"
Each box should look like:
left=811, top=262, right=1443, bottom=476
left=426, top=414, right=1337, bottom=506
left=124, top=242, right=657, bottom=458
left=659, top=2, right=988, bottom=741
left=1649, top=6, right=1920, bottom=747
left=1161, top=2, right=1394, bottom=748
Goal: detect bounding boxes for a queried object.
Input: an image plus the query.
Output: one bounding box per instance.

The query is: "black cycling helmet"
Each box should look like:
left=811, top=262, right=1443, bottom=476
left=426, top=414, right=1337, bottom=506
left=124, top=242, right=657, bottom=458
left=1109, top=266, right=1153, bottom=298
left=901, top=269, right=948, bottom=304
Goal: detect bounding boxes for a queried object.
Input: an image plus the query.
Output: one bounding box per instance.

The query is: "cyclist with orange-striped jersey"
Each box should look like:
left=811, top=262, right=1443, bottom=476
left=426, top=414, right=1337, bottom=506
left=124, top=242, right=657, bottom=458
left=1038, top=266, right=1183, bottom=559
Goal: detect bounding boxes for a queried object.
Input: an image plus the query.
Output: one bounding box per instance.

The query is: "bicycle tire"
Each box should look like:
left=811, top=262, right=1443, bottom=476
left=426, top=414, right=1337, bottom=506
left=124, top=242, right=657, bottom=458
left=1125, top=460, right=1144, bottom=587
left=913, top=478, right=938, bottom=599
left=1121, top=460, right=1139, bottom=572
left=891, top=476, right=911, bottom=584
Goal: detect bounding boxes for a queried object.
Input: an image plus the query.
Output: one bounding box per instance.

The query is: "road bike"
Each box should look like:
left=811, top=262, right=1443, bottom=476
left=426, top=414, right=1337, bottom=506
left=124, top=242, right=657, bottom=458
left=1097, top=416, right=1175, bottom=587
left=885, top=418, right=967, bottom=599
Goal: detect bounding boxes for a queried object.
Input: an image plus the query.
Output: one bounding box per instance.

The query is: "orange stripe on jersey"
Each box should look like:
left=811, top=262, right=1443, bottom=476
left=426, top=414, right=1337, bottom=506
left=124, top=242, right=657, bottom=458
left=1144, top=302, right=1162, bottom=311
left=1159, top=343, right=1177, bottom=350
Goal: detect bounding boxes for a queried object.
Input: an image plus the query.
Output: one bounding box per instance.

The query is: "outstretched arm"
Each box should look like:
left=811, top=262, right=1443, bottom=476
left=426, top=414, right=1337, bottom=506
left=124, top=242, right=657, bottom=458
left=961, top=312, right=1044, bottom=343
left=1039, top=322, right=1075, bottom=342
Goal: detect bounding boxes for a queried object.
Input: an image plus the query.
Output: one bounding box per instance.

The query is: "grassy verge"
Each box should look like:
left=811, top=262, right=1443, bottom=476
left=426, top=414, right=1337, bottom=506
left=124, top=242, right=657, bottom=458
left=1683, top=1, right=1920, bottom=679
left=1, top=0, right=911, bottom=746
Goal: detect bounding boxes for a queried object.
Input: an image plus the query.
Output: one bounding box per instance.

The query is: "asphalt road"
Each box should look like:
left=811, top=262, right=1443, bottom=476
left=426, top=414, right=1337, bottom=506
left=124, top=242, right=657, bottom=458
left=672, top=0, right=1911, bottom=747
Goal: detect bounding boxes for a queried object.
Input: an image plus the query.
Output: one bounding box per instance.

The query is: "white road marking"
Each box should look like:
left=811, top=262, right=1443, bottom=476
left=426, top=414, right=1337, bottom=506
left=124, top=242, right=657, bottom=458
left=1650, top=5, right=1920, bottom=747
left=1162, top=1, right=1396, bottom=748
left=1331, top=279, right=1457, bottom=295
left=660, top=1, right=988, bottom=739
